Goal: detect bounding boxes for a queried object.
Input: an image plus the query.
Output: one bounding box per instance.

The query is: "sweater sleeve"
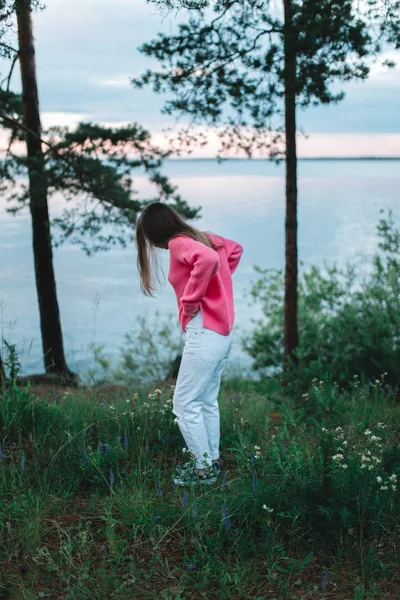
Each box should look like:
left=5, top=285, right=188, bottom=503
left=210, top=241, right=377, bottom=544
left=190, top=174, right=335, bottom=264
left=180, top=239, right=220, bottom=316
left=223, top=237, right=243, bottom=274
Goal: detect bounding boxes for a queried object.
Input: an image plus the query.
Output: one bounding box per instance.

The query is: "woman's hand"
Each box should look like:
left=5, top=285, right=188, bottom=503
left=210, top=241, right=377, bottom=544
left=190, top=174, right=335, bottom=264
left=183, top=301, right=200, bottom=318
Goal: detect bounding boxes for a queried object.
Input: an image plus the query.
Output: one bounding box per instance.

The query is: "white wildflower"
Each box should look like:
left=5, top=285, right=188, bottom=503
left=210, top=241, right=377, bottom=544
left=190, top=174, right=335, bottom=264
left=364, top=429, right=372, bottom=436
left=376, top=476, right=383, bottom=483
left=321, top=427, right=328, bottom=433
left=389, top=474, right=397, bottom=483
left=332, top=454, right=344, bottom=461
left=262, top=505, right=274, bottom=513
left=380, top=485, right=388, bottom=491
left=392, top=485, right=397, bottom=492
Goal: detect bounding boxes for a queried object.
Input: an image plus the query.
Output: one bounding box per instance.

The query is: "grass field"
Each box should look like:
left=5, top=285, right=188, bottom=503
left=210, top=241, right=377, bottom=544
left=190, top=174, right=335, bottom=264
left=0, top=376, right=399, bottom=599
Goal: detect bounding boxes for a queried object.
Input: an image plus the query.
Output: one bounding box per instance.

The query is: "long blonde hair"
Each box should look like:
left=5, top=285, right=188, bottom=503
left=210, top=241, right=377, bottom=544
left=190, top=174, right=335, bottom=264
left=135, top=202, right=220, bottom=296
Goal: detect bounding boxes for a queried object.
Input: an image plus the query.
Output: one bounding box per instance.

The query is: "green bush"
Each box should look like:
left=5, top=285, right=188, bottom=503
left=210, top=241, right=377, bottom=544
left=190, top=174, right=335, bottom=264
left=244, top=211, right=400, bottom=388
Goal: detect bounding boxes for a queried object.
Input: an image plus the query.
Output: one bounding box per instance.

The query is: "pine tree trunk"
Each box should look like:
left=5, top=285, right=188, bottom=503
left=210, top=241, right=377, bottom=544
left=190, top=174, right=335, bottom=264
left=16, top=0, right=70, bottom=375
left=283, top=0, right=299, bottom=365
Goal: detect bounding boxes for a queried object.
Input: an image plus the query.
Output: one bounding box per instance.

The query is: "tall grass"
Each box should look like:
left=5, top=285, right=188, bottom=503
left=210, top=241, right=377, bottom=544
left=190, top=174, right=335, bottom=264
left=0, top=377, right=399, bottom=599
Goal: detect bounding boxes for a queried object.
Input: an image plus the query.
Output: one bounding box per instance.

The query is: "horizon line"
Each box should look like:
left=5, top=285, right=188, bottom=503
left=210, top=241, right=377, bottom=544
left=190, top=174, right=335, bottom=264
left=165, top=156, right=400, bottom=161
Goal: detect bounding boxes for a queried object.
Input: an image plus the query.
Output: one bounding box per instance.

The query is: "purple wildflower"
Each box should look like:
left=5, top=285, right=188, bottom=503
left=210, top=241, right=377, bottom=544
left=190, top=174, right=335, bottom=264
left=388, top=386, right=394, bottom=398
left=192, top=501, right=197, bottom=522
left=21, top=452, right=25, bottom=472
left=253, top=471, right=259, bottom=493
left=152, top=509, right=159, bottom=525
left=156, top=477, right=163, bottom=497
left=182, top=491, right=189, bottom=507
left=88, top=426, right=94, bottom=436
left=321, top=571, right=329, bottom=591
left=124, top=430, right=129, bottom=451
left=53, top=388, right=59, bottom=405
left=97, top=442, right=101, bottom=454
left=104, top=443, right=110, bottom=454
left=222, top=503, right=231, bottom=534
left=145, top=438, right=150, bottom=452
left=186, top=563, right=196, bottom=571
left=162, top=434, right=169, bottom=446
left=109, top=468, right=115, bottom=487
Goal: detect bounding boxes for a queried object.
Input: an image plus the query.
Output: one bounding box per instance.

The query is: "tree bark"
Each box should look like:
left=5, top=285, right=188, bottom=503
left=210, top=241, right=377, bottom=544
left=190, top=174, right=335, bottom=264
left=283, top=0, right=299, bottom=365
left=16, top=0, right=70, bottom=375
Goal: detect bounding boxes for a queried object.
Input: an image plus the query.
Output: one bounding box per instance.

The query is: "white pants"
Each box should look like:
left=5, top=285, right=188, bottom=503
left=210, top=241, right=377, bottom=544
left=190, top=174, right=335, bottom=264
left=172, top=312, right=233, bottom=469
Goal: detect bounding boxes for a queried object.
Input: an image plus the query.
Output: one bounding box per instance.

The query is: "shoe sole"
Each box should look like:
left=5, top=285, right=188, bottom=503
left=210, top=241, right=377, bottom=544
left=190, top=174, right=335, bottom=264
left=173, top=476, right=217, bottom=487
left=175, top=464, right=221, bottom=476
left=175, top=467, right=221, bottom=477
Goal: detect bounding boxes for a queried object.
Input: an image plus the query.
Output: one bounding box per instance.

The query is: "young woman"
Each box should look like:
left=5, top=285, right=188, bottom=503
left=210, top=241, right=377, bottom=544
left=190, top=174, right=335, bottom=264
left=136, top=202, right=243, bottom=486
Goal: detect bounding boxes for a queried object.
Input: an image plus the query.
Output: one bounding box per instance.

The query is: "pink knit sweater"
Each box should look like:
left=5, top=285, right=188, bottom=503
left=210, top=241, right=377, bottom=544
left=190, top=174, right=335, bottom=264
left=168, top=233, right=243, bottom=336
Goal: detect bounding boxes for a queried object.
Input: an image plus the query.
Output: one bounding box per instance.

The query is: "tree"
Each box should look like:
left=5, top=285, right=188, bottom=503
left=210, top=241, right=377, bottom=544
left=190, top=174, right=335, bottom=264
left=0, top=1, right=197, bottom=376
left=133, top=0, right=400, bottom=365
left=13, top=0, right=71, bottom=376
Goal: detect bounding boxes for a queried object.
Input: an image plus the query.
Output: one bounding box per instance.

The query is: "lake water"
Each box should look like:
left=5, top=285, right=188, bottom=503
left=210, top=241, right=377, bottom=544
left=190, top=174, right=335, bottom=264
left=1, top=158, right=399, bottom=377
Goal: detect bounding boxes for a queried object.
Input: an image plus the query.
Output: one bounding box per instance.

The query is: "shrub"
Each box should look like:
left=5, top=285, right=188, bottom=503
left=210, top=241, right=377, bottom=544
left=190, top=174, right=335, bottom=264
left=244, top=211, right=400, bottom=388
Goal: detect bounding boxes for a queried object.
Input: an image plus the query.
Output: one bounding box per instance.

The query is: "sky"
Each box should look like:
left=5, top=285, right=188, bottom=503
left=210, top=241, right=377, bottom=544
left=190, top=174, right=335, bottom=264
left=1, top=0, right=400, bottom=157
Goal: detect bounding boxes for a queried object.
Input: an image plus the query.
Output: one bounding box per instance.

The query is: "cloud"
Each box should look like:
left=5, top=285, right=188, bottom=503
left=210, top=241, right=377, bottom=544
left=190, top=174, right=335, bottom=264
left=152, top=128, right=400, bottom=158
left=1, top=113, right=399, bottom=159
left=90, top=74, right=132, bottom=89
left=1, top=0, right=399, bottom=155
left=41, top=112, right=89, bottom=128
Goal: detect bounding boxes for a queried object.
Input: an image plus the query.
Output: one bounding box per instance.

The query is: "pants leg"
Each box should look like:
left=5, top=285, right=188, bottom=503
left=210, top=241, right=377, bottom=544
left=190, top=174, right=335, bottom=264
left=201, top=355, right=229, bottom=462
left=172, top=313, right=232, bottom=470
